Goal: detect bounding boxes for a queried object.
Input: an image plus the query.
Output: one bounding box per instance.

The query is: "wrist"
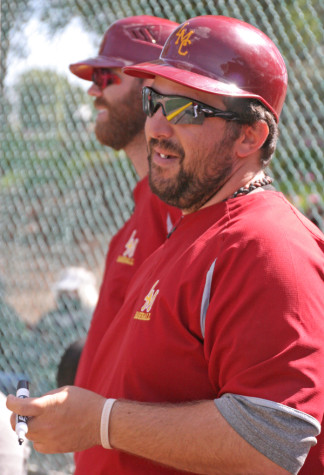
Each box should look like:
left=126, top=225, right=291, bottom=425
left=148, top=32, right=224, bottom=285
left=100, top=398, right=117, bottom=449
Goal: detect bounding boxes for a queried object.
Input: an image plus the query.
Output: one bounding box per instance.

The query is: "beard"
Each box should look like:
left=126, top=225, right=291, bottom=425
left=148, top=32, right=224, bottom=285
left=94, top=81, right=146, bottom=150
left=147, top=129, right=236, bottom=212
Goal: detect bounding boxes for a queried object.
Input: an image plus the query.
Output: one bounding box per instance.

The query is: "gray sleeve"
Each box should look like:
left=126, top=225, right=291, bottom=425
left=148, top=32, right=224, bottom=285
left=214, top=393, right=321, bottom=474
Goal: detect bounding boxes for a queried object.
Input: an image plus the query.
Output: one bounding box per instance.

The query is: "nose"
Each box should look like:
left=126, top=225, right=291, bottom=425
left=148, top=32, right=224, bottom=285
left=87, top=83, right=102, bottom=97
left=145, top=106, right=173, bottom=141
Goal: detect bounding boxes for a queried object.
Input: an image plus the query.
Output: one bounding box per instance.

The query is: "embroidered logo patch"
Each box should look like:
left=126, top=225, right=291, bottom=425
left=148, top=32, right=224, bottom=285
left=134, top=280, right=160, bottom=321
left=175, top=24, right=194, bottom=56
left=117, top=230, right=139, bottom=266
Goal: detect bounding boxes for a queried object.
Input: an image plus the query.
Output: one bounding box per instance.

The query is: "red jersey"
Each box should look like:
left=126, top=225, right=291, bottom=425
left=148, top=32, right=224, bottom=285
left=75, top=191, right=324, bottom=474
left=75, top=176, right=181, bottom=389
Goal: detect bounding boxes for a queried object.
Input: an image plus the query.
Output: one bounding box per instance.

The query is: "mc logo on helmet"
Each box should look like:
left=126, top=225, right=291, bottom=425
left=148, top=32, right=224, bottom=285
left=175, top=24, right=194, bottom=56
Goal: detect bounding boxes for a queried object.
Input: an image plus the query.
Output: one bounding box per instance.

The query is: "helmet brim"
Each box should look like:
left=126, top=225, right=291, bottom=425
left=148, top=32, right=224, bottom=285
left=70, top=55, right=133, bottom=81
left=124, top=59, right=279, bottom=121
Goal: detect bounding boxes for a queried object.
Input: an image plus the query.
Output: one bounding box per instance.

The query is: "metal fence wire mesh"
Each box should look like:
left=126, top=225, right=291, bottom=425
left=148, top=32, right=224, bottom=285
left=1, top=0, right=323, bottom=473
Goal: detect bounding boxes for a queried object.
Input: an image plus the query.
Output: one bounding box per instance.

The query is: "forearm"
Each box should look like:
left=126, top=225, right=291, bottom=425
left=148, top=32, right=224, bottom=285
left=5, top=387, right=291, bottom=473
left=109, top=399, right=289, bottom=475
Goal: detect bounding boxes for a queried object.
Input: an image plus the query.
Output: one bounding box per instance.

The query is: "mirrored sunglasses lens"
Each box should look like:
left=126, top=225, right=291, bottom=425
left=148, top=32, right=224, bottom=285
left=164, top=97, right=206, bottom=124
left=92, top=70, right=102, bottom=88
left=142, top=89, right=204, bottom=124
left=101, top=73, right=117, bottom=88
left=163, top=98, right=195, bottom=124
left=92, top=70, right=120, bottom=89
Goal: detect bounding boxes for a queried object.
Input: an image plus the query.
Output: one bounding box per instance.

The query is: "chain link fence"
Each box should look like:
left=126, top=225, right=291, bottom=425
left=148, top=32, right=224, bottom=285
left=1, top=0, right=323, bottom=473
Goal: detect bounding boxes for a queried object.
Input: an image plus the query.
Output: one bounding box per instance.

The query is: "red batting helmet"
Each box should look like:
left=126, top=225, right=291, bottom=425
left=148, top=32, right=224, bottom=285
left=124, top=16, right=288, bottom=121
left=69, top=16, right=179, bottom=81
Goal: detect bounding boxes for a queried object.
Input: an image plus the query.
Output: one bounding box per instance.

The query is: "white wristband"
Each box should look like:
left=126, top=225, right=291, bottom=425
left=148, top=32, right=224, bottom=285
left=100, top=398, right=117, bottom=449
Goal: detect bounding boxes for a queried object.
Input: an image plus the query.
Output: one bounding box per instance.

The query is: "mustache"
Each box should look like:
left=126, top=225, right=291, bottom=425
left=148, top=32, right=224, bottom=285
left=94, top=98, right=110, bottom=109
left=148, top=138, right=185, bottom=158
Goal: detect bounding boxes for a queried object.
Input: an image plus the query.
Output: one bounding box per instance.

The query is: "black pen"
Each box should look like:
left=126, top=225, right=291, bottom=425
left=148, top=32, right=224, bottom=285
left=15, top=380, right=29, bottom=445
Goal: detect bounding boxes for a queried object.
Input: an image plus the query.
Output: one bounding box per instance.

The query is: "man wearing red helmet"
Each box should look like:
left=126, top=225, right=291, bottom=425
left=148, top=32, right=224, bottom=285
left=8, top=16, right=324, bottom=475
left=68, top=16, right=181, bottom=390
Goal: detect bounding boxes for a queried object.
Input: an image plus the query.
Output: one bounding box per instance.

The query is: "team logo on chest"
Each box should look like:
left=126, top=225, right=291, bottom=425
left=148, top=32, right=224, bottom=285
left=117, top=230, right=139, bottom=266
left=134, top=280, right=160, bottom=321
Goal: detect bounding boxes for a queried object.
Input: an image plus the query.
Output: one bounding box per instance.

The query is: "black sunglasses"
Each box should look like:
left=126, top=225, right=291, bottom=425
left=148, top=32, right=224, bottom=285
left=142, top=86, right=240, bottom=125
left=92, top=68, right=121, bottom=89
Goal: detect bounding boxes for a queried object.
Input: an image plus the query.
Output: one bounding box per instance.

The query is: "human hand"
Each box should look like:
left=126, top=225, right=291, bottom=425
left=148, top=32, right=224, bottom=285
left=6, top=385, right=106, bottom=453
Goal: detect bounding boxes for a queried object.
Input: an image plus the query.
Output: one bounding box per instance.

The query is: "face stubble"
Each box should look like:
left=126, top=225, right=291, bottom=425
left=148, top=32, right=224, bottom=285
left=94, top=79, right=146, bottom=150
left=147, top=124, right=237, bottom=212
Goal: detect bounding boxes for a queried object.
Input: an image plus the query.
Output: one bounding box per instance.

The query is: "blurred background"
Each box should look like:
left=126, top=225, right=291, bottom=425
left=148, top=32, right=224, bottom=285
left=1, top=0, right=323, bottom=473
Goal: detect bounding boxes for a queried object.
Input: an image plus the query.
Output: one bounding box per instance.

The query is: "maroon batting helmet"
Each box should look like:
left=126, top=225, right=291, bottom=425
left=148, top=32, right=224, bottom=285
left=124, top=16, right=288, bottom=121
left=69, top=16, right=179, bottom=81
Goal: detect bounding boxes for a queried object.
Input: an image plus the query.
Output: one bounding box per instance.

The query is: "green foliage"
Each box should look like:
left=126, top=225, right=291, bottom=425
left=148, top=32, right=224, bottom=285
left=14, top=69, right=89, bottom=131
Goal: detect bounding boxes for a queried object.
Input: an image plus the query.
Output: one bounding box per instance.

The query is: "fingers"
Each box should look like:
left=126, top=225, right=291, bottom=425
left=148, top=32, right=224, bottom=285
left=7, top=386, right=106, bottom=453
left=6, top=394, right=43, bottom=418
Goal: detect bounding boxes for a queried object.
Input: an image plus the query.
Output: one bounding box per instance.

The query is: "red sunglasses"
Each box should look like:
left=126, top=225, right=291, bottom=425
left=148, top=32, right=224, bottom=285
left=92, top=68, right=121, bottom=89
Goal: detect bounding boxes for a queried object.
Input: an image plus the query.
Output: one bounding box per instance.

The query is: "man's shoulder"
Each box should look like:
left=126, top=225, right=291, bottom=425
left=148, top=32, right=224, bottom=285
left=228, top=191, right=322, bottom=237
left=221, top=191, right=324, bottom=257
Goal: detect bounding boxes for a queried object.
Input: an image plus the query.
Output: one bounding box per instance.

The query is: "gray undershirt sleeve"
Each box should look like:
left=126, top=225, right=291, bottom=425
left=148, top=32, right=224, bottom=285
left=214, top=393, right=320, bottom=474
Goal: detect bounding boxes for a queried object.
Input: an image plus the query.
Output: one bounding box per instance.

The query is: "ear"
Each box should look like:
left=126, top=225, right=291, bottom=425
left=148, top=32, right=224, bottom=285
left=235, top=121, right=269, bottom=158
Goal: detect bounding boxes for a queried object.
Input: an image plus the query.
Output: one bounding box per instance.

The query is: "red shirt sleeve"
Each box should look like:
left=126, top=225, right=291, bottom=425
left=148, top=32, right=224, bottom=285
left=204, top=194, right=324, bottom=423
